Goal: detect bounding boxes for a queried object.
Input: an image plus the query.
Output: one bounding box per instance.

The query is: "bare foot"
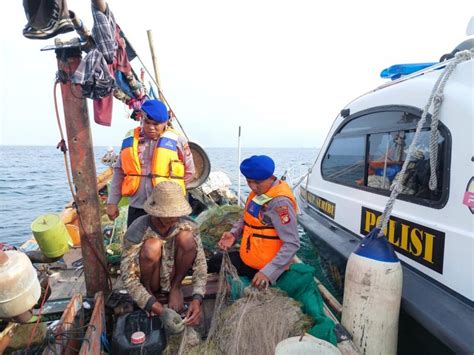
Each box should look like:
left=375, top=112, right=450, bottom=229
left=168, top=287, right=184, bottom=312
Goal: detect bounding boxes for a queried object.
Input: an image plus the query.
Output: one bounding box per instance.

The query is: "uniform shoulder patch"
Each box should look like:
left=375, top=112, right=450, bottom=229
left=276, top=205, right=291, bottom=225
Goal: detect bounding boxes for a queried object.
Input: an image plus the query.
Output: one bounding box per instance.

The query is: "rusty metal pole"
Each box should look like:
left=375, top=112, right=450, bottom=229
left=55, top=47, right=109, bottom=297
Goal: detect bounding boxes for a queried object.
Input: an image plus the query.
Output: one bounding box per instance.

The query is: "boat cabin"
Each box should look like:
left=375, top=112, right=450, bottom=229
left=298, top=52, right=474, bottom=353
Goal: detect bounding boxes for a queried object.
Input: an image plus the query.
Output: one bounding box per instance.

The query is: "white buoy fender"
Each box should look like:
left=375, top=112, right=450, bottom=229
left=341, top=228, right=402, bottom=355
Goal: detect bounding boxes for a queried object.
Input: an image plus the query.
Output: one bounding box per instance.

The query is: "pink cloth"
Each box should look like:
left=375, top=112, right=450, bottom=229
left=93, top=24, right=134, bottom=126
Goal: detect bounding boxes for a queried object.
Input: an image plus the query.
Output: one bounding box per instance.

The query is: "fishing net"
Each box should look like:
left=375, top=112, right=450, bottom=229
left=167, top=253, right=314, bottom=355
left=195, top=205, right=243, bottom=254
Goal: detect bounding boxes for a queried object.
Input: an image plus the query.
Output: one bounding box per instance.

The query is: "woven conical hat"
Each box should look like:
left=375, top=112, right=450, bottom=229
left=144, top=181, right=192, bottom=217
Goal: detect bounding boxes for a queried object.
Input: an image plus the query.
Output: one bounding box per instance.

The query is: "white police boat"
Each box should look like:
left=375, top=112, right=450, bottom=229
left=297, top=39, right=474, bottom=353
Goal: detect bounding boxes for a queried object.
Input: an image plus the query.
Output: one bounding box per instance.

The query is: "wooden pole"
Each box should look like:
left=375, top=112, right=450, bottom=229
left=147, top=29, right=165, bottom=102
left=55, top=47, right=109, bottom=297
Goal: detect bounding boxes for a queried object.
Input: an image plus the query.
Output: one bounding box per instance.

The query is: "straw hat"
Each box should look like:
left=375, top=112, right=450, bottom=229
left=144, top=181, right=192, bottom=217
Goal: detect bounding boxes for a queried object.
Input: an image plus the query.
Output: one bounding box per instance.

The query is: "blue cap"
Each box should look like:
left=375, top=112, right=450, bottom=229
left=240, top=155, right=275, bottom=181
left=141, top=99, right=169, bottom=123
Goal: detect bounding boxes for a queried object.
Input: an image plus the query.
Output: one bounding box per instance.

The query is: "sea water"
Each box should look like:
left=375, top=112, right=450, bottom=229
left=0, top=145, right=342, bottom=298
left=0, top=145, right=317, bottom=246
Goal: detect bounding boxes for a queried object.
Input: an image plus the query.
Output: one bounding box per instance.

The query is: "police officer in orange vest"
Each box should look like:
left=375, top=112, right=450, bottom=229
left=107, top=100, right=195, bottom=227
left=214, top=155, right=300, bottom=289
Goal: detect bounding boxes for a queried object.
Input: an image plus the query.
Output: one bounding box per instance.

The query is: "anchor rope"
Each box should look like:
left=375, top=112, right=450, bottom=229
left=376, top=50, right=473, bottom=236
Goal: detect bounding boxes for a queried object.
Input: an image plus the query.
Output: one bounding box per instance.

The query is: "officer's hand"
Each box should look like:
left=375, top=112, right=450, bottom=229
left=106, top=204, right=119, bottom=221
left=252, top=272, right=270, bottom=290
left=218, top=232, right=235, bottom=251
left=160, top=308, right=185, bottom=334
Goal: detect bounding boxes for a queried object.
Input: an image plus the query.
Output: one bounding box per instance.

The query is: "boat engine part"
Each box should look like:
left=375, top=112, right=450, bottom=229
left=0, top=250, right=41, bottom=319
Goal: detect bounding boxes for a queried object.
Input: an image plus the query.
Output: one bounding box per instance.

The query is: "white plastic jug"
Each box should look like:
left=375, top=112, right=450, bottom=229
left=0, top=250, right=41, bottom=318
left=275, top=335, right=341, bottom=355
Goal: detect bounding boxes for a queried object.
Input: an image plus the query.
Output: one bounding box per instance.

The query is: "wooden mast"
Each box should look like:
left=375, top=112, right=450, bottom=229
left=55, top=47, right=109, bottom=297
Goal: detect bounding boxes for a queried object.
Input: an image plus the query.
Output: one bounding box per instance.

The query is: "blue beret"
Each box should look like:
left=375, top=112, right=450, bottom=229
left=240, top=155, right=275, bottom=180
left=141, top=99, right=169, bottom=123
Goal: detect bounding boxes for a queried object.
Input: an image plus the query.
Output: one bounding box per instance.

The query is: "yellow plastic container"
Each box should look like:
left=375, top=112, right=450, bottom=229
left=66, top=224, right=81, bottom=247
left=31, top=214, right=71, bottom=258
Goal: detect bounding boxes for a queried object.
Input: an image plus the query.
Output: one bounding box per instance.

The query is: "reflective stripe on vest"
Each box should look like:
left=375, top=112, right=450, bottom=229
left=151, top=128, right=186, bottom=194
left=120, top=127, right=186, bottom=196
left=240, top=180, right=297, bottom=270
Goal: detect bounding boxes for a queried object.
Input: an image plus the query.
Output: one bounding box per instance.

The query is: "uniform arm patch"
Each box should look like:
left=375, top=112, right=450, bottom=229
left=276, top=205, right=291, bottom=225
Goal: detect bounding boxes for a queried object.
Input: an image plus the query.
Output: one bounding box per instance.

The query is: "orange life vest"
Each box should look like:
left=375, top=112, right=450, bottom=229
left=120, top=126, right=186, bottom=196
left=240, top=180, right=297, bottom=270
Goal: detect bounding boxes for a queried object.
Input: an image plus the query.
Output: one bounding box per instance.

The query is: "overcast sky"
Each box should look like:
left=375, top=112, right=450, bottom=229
left=0, top=1, right=472, bottom=148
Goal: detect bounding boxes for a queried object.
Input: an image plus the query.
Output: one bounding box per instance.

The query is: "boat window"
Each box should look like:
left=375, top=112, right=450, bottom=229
left=322, top=108, right=447, bottom=206
left=366, top=129, right=444, bottom=200
left=340, top=111, right=419, bottom=135
left=321, top=136, right=365, bottom=186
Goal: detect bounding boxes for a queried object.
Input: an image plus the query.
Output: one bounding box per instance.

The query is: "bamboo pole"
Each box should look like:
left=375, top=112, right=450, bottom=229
left=147, top=29, right=165, bottom=102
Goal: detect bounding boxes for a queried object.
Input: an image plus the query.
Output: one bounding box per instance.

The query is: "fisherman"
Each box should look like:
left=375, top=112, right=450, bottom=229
left=120, top=181, right=207, bottom=332
left=106, top=99, right=195, bottom=227
left=211, top=155, right=300, bottom=289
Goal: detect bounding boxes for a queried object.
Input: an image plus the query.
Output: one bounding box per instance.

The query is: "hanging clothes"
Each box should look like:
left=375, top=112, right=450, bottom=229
left=91, top=3, right=117, bottom=64
left=72, top=49, right=114, bottom=100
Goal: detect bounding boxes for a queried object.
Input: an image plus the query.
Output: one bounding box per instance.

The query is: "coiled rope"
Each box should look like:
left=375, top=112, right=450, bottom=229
left=376, top=50, right=473, bottom=236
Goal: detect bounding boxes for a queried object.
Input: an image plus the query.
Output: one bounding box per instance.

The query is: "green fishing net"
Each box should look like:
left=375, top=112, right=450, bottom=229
left=165, top=254, right=335, bottom=355
left=195, top=205, right=243, bottom=253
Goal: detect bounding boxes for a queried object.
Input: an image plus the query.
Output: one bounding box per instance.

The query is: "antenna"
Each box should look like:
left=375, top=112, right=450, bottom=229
left=467, top=16, right=474, bottom=36
left=237, top=126, right=242, bottom=206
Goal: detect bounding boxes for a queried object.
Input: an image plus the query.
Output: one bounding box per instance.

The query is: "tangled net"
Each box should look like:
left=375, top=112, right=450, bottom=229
left=196, top=205, right=243, bottom=253
left=168, top=252, right=312, bottom=355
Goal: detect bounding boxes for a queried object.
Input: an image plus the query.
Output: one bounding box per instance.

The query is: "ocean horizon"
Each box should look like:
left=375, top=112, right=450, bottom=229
left=0, top=145, right=318, bottom=246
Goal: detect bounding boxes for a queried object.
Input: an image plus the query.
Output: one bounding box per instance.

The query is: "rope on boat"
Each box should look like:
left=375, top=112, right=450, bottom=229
left=25, top=281, right=50, bottom=352
left=120, top=32, right=190, bottom=141
left=53, top=81, right=76, bottom=199
left=376, top=50, right=473, bottom=236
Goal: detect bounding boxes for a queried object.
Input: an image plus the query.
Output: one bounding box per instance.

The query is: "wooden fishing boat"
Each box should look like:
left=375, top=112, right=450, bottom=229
left=0, top=169, right=359, bottom=354
left=0, top=3, right=360, bottom=352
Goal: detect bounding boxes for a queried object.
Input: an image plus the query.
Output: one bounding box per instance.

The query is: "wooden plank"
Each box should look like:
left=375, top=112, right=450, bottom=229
left=43, top=294, right=83, bottom=355
left=79, top=292, right=104, bottom=355
left=48, top=269, right=86, bottom=301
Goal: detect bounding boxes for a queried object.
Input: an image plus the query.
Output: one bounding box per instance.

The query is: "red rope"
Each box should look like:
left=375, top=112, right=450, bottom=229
left=25, top=281, right=50, bottom=353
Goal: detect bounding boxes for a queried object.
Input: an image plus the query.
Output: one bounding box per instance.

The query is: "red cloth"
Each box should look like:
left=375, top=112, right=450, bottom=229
left=115, top=24, right=132, bottom=74
left=93, top=23, right=133, bottom=126
left=93, top=94, right=113, bottom=126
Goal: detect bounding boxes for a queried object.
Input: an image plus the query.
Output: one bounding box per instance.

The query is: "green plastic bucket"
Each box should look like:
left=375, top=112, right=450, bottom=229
left=31, top=214, right=71, bottom=258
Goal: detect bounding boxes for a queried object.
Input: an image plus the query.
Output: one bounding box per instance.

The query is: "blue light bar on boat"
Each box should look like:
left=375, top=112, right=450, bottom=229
left=380, top=62, right=437, bottom=80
